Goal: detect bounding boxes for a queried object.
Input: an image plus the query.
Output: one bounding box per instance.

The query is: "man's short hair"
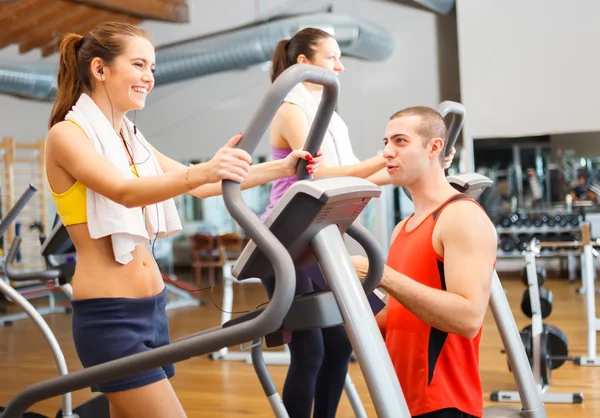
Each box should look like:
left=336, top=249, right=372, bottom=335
left=389, top=106, right=448, bottom=163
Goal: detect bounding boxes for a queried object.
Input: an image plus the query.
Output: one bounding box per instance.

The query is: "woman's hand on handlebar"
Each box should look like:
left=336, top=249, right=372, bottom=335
left=283, top=149, right=324, bottom=177
left=443, top=146, right=457, bottom=170
left=191, top=133, right=253, bottom=185
left=350, top=255, right=369, bottom=280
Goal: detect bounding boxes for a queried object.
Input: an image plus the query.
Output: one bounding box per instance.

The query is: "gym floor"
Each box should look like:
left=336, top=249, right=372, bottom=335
left=0, top=272, right=598, bottom=418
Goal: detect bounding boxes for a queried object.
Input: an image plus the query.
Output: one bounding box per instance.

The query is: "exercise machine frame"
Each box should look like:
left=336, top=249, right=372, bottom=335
left=491, top=238, right=583, bottom=404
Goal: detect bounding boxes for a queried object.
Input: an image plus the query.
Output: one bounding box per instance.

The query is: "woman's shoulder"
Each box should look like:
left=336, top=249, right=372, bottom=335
left=47, top=120, right=88, bottom=150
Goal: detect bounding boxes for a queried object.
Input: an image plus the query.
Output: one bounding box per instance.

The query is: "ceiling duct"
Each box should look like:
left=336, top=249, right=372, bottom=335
left=411, top=0, right=455, bottom=14
left=0, top=13, right=394, bottom=101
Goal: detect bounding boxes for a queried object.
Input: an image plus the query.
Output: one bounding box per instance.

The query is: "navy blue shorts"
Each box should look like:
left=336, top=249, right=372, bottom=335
left=70, top=287, right=174, bottom=393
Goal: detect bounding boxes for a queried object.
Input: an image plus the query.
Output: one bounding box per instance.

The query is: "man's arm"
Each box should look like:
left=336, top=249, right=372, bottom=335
left=378, top=202, right=497, bottom=339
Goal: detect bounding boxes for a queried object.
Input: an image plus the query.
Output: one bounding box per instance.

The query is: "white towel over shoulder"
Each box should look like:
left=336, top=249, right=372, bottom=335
left=283, top=83, right=359, bottom=167
left=65, top=93, right=182, bottom=264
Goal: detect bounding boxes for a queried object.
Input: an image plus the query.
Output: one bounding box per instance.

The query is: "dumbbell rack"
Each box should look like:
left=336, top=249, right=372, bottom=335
left=491, top=239, right=584, bottom=404
left=496, top=211, right=582, bottom=281
left=573, top=223, right=600, bottom=366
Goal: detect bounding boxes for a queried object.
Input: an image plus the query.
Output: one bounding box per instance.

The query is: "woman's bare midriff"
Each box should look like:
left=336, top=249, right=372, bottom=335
left=66, top=223, right=165, bottom=300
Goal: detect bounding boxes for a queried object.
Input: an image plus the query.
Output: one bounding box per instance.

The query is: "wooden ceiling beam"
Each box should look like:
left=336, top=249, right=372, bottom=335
left=68, top=0, right=189, bottom=23
left=39, top=11, right=142, bottom=57
left=0, top=0, right=68, bottom=50
left=0, top=0, right=45, bottom=43
left=19, top=4, right=94, bottom=54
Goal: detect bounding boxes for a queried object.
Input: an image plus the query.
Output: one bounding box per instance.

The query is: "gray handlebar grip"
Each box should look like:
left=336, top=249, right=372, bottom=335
left=222, top=64, right=340, bottom=331
left=346, top=223, right=385, bottom=295
left=0, top=184, right=37, bottom=237
left=437, top=100, right=465, bottom=155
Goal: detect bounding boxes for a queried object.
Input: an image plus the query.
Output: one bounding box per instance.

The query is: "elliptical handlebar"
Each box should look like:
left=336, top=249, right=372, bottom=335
left=437, top=100, right=465, bottom=153
left=0, top=184, right=62, bottom=282
left=346, top=223, right=385, bottom=294
left=0, top=184, right=37, bottom=237
left=222, top=63, right=340, bottom=331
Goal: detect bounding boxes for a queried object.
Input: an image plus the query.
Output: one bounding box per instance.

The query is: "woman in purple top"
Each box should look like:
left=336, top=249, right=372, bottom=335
left=261, top=28, right=390, bottom=418
left=262, top=28, right=457, bottom=418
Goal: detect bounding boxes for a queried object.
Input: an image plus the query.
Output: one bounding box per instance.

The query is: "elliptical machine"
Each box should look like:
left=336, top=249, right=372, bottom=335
left=0, top=65, right=546, bottom=418
left=234, top=99, right=548, bottom=418
left=0, top=64, right=411, bottom=418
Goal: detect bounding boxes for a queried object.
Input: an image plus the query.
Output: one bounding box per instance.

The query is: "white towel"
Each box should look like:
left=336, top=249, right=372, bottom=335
left=284, top=83, right=359, bottom=167
left=65, top=93, right=182, bottom=265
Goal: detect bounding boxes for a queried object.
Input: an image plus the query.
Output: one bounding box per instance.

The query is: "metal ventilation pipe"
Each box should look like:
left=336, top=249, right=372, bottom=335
left=0, top=65, right=57, bottom=101
left=0, top=13, right=394, bottom=101
left=411, top=0, right=455, bottom=14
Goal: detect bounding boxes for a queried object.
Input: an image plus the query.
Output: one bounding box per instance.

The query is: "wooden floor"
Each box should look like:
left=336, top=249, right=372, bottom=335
left=1, top=272, right=599, bottom=417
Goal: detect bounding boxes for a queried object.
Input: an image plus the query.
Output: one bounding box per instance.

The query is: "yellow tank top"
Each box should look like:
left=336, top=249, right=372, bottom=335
left=48, top=121, right=141, bottom=226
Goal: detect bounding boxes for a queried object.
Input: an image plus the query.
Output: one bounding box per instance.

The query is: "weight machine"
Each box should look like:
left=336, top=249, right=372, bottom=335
left=573, top=223, right=600, bottom=366
left=492, top=237, right=584, bottom=404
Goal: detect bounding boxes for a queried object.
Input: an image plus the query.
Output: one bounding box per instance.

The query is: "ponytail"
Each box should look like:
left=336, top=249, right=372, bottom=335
left=270, top=39, right=292, bottom=82
left=49, top=34, right=84, bottom=128
left=269, top=28, right=333, bottom=83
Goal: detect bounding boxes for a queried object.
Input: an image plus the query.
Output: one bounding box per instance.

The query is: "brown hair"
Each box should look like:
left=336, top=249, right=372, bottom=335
left=49, top=22, right=150, bottom=128
left=389, top=106, right=448, bottom=164
left=270, top=28, right=333, bottom=82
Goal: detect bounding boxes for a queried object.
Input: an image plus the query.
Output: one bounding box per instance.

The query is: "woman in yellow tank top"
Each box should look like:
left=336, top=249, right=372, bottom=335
left=45, top=22, right=322, bottom=418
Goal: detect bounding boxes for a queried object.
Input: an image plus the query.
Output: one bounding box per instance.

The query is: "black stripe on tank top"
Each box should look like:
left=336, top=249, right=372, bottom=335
left=428, top=259, right=448, bottom=385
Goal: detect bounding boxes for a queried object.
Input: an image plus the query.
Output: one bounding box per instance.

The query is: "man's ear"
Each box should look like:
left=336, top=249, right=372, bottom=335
left=429, top=137, right=445, bottom=159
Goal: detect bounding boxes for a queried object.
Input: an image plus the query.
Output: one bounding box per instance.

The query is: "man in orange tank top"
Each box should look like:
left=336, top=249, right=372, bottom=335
left=352, top=106, right=497, bottom=418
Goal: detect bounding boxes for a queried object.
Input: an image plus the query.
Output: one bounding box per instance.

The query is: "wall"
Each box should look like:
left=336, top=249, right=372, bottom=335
left=456, top=0, right=600, bottom=140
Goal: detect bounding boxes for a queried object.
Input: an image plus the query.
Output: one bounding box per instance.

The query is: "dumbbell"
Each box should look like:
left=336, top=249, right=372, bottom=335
left=514, top=212, right=529, bottom=228
left=521, top=265, right=546, bottom=286
left=533, top=214, right=548, bottom=227
left=499, top=215, right=513, bottom=228
left=499, top=235, right=517, bottom=252
left=516, top=234, right=532, bottom=251
left=521, top=287, right=553, bottom=319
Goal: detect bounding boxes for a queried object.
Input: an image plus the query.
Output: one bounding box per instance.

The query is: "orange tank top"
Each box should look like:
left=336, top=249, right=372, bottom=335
left=385, top=193, right=484, bottom=417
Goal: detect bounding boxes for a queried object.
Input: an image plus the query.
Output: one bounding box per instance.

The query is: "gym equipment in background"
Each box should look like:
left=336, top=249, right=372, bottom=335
left=495, top=210, right=583, bottom=281
left=0, top=214, right=72, bottom=326
left=492, top=236, right=583, bottom=404
left=572, top=223, right=600, bottom=367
